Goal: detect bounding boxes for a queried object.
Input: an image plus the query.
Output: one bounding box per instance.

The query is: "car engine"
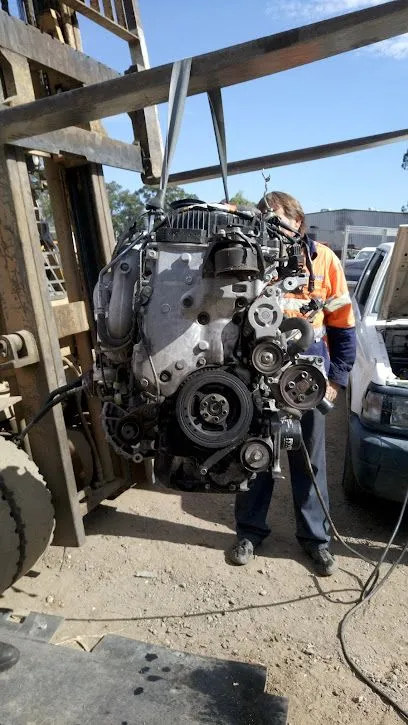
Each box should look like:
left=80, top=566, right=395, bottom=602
left=93, top=199, right=329, bottom=493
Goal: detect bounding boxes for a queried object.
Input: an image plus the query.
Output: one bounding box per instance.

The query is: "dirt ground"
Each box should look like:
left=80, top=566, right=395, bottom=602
left=2, top=392, right=408, bottom=725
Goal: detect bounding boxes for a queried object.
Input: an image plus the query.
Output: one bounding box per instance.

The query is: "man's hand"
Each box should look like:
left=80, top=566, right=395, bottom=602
left=326, top=381, right=341, bottom=402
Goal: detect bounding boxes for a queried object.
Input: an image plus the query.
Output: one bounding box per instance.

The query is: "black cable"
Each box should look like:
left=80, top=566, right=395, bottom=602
left=360, top=484, right=408, bottom=600
left=301, top=438, right=408, bottom=721
left=15, top=387, right=80, bottom=442
left=302, top=240, right=315, bottom=292
left=300, top=440, right=378, bottom=566
left=339, top=539, right=408, bottom=723
left=44, top=378, right=83, bottom=405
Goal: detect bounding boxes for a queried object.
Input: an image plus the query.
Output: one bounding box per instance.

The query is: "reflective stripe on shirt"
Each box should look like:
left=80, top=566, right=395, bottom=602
left=324, top=292, right=352, bottom=313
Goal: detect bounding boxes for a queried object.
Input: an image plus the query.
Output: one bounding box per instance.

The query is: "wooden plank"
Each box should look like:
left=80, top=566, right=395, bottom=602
left=0, top=144, right=85, bottom=546
left=0, top=0, right=407, bottom=142
left=52, top=300, right=89, bottom=338
left=113, top=0, right=126, bottom=27
left=37, top=8, right=65, bottom=43
left=10, top=126, right=143, bottom=171
left=0, top=48, right=35, bottom=104
left=89, top=163, right=116, bottom=257
left=0, top=9, right=119, bottom=84
left=63, top=0, right=137, bottom=40
left=102, top=0, right=114, bottom=22
left=122, top=0, right=136, bottom=32
left=167, top=128, right=408, bottom=185
left=60, top=4, right=83, bottom=51
left=44, top=159, right=116, bottom=484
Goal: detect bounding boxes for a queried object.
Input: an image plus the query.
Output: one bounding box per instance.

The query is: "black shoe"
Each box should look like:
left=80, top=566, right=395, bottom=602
left=227, top=538, right=254, bottom=566
left=301, top=543, right=337, bottom=577
left=0, top=642, right=19, bottom=672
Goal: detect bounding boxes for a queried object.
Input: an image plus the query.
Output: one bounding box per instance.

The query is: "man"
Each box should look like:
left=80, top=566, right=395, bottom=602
left=227, top=191, right=356, bottom=576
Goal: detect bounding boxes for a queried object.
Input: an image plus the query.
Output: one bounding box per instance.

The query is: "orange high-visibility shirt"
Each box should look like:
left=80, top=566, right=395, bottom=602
left=282, top=242, right=355, bottom=341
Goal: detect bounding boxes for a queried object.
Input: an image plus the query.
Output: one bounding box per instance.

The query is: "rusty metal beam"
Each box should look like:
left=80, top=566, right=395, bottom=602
left=0, top=9, right=119, bottom=84
left=1, top=1, right=407, bottom=143
left=9, top=126, right=143, bottom=170
left=167, top=127, right=408, bottom=185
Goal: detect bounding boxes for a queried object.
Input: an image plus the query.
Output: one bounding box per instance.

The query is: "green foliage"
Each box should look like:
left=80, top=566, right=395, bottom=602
left=28, top=169, right=53, bottom=225
left=228, top=190, right=257, bottom=207
left=106, top=182, right=198, bottom=237
left=138, top=184, right=198, bottom=209
left=106, top=181, right=144, bottom=237
left=30, top=176, right=258, bottom=239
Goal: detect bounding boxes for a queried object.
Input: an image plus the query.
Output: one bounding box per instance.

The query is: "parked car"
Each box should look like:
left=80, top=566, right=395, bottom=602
left=343, top=230, right=408, bottom=502
left=344, top=247, right=376, bottom=290
left=353, top=247, right=377, bottom=263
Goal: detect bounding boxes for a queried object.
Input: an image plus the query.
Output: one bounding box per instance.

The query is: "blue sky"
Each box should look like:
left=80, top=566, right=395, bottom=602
left=75, top=0, right=408, bottom=212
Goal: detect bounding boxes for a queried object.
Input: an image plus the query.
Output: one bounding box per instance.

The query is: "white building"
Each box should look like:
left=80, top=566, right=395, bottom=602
left=304, top=209, right=408, bottom=256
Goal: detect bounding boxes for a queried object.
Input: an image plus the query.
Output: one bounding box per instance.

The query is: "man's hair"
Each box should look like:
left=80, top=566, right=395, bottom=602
left=257, top=191, right=306, bottom=236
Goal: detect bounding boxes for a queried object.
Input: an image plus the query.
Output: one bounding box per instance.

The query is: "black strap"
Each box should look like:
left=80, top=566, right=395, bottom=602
left=207, top=88, right=229, bottom=203
left=149, top=58, right=192, bottom=209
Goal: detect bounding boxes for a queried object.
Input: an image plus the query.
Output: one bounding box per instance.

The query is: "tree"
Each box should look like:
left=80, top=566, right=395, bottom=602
left=139, top=184, right=198, bottom=209
left=106, top=182, right=198, bottom=237
left=106, top=181, right=145, bottom=237
left=229, top=190, right=256, bottom=207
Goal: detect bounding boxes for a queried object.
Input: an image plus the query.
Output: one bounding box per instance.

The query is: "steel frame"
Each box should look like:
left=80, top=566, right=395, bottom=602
left=0, top=0, right=407, bottom=174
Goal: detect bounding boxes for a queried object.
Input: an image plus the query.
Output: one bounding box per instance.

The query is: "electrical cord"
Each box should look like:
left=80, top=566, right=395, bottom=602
left=360, top=483, right=408, bottom=600
left=74, top=390, right=105, bottom=485
left=300, top=439, right=378, bottom=567
left=339, top=540, right=408, bottom=724
left=300, top=438, right=408, bottom=721
left=44, top=378, right=83, bottom=406
left=14, top=386, right=81, bottom=443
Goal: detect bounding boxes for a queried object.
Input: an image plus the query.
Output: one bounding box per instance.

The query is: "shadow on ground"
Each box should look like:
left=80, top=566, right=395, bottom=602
left=85, top=391, right=408, bottom=567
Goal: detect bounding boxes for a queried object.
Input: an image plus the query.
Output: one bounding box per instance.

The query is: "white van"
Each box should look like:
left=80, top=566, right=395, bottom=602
left=343, top=226, right=408, bottom=502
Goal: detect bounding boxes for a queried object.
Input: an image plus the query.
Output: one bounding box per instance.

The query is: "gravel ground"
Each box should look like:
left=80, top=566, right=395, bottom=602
left=2, top=391, right=408, bottom=724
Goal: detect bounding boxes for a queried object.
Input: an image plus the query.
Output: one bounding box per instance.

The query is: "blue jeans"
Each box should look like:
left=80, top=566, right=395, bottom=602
left=235, top=408, right=330, bottom=548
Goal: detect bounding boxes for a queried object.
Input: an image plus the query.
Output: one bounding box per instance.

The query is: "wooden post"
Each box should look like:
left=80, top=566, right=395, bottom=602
left=44, top=157, right=116, bottom=483
left=0, top=144, right=85, bottom=546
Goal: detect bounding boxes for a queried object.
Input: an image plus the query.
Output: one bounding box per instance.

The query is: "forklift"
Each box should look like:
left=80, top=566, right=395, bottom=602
left=0, top=0, right=407, bottom=596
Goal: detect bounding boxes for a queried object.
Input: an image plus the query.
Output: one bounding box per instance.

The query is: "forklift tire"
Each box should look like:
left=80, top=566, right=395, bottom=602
left=0, top=437, right=55, bottom=595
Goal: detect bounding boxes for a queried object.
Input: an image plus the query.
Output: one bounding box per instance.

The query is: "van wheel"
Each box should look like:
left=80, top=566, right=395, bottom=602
left=0, top=437, right=55, bottom=595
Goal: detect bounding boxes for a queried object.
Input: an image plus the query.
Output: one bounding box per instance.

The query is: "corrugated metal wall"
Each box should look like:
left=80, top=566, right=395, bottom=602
left=305, top=209, right=408, bottom=253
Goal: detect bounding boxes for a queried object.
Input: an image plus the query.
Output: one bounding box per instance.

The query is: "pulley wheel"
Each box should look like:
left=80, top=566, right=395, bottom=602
left=176, top=369, right=253, bottom=449
left=278, top=363, right=326, bottom=410
left=252, top=339, right=285, bottom=375
left=240, top=438, right=273, bottom=472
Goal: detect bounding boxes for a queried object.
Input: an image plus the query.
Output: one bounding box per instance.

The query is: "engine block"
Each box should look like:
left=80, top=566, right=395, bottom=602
left=93, top=201, right=328, bottom=493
